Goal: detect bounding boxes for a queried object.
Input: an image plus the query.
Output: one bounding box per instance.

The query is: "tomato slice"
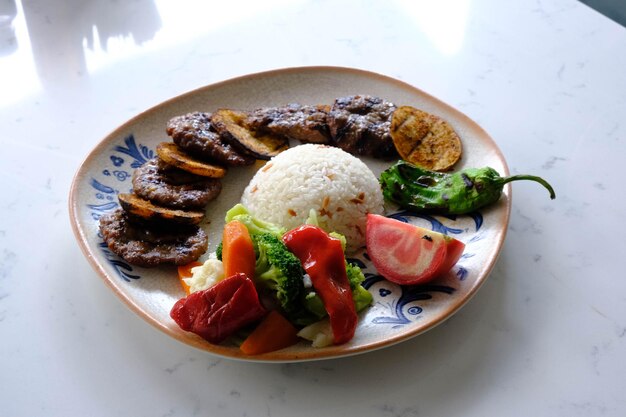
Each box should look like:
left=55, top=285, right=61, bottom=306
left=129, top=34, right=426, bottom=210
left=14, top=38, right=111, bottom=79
left=366, top=214, right=465, bottom=285
left=436, top=237, right=465, bottom=277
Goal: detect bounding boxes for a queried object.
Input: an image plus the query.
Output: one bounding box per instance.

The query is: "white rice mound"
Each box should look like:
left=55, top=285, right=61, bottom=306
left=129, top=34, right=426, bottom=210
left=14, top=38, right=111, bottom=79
left=241, top=144, right=384, bottom=252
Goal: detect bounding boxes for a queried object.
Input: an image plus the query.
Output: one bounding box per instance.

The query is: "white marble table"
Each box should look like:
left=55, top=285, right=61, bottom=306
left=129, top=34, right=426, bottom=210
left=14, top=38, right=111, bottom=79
left=2, top=0, right=625, bottom=415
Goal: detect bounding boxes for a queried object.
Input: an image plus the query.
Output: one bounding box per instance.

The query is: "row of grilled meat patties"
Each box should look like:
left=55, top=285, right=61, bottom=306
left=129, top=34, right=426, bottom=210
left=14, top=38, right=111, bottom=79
left=99, top=95, right=400, bottom=267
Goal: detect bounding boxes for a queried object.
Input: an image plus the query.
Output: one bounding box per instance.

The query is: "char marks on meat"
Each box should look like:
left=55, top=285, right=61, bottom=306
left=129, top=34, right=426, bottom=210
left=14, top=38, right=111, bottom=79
left=99, top=209, right=208, bottom=267
left=132, top=158, right=222, bottom=209
left=167, top=112, right=256, bottom=166
left=246, top=103, right=332, bottom=144
left=327, top=95, right=398, bottom=159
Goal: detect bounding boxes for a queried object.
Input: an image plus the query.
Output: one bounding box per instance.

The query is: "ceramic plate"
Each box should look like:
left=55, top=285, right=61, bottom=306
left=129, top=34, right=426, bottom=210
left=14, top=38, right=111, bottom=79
left=69, top=66, right=510, bottom=362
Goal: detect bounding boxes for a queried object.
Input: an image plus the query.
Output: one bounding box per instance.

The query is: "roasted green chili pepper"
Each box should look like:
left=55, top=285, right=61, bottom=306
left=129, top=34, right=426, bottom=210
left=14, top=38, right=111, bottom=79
left=380, top=160, right=556, bottom=214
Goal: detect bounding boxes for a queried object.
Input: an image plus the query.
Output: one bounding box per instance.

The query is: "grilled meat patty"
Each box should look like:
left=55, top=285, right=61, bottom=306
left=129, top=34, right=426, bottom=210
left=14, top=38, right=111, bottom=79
left=245, top=103, right=332, bottom=144
left=132, top=158, right=222, bottom=209
left=166, top=112, right=256, bottom=166
left=327, top=95, right=398, bottom=159
left=99, top=209, right=208, bottom=267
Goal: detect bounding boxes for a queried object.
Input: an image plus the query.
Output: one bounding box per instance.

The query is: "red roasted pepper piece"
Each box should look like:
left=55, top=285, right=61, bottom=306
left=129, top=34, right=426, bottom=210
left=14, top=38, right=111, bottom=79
left=170, top=273, right=267, bottom=344
left=282, top=225, right=357, bottom=345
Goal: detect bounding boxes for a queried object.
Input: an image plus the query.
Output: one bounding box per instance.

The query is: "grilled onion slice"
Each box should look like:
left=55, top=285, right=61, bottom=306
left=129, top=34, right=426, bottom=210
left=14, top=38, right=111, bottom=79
left=390, top=106, right=462, bottom=171
left=118, top=193, right=205, bottom=225
left=156, top=142, right=227, bottom=178
left=211, top=109, right=289, bottom=160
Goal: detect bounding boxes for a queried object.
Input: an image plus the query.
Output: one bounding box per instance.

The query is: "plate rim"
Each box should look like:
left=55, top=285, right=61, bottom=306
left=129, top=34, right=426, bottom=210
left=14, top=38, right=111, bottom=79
left=69, top=65, right=511, bottom=362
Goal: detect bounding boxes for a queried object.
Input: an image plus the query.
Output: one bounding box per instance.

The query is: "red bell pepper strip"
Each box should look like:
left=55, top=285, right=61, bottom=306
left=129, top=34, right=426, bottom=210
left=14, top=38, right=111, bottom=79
left=282, top=225, right=357, bottom=345
left=170, top=273, right=267, bottom=344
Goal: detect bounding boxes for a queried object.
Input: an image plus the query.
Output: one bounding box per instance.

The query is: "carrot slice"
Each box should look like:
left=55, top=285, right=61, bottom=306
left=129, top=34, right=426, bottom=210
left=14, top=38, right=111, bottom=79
left=240, top=310, right=300, bottom=355
left=177, top=261, right=202, bottom=295
left=222, top=220, right=256, bottom=279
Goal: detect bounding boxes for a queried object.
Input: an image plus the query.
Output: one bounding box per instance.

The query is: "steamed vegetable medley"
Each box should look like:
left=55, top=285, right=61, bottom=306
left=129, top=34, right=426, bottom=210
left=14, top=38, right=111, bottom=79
left=170, top=204, right=374, bottom=353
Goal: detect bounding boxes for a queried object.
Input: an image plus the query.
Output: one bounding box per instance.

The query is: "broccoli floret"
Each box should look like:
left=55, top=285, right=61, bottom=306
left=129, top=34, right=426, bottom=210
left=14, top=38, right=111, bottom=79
left=253, top=233, right=306, bottom=317
left=300, top=262, right=373, bottom=324
left=345, top=262, right=374, bottom=312
left=302, top=292, right=327, bottom=321
left=225, top=204, right=285, bottom=238
left=345, top=261, right=364, bottom=289
left=215, top=241, right=223, bottom=261
left=220, top=205, right=304, bottom=317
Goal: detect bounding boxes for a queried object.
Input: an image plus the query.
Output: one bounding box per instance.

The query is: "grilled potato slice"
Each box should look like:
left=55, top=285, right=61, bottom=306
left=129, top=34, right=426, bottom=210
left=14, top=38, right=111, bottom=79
left=118, top=193, right=205, bottom=225
left=211, top=109, right=288, bottom=160
left=390, top=106, right=462, bottom=171
left=156, top=142, right=227, bottom=178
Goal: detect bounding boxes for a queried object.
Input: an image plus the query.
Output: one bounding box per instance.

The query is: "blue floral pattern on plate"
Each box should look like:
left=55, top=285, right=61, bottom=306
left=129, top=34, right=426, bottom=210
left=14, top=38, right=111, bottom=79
left=88, top=134, right=151, bottom=281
